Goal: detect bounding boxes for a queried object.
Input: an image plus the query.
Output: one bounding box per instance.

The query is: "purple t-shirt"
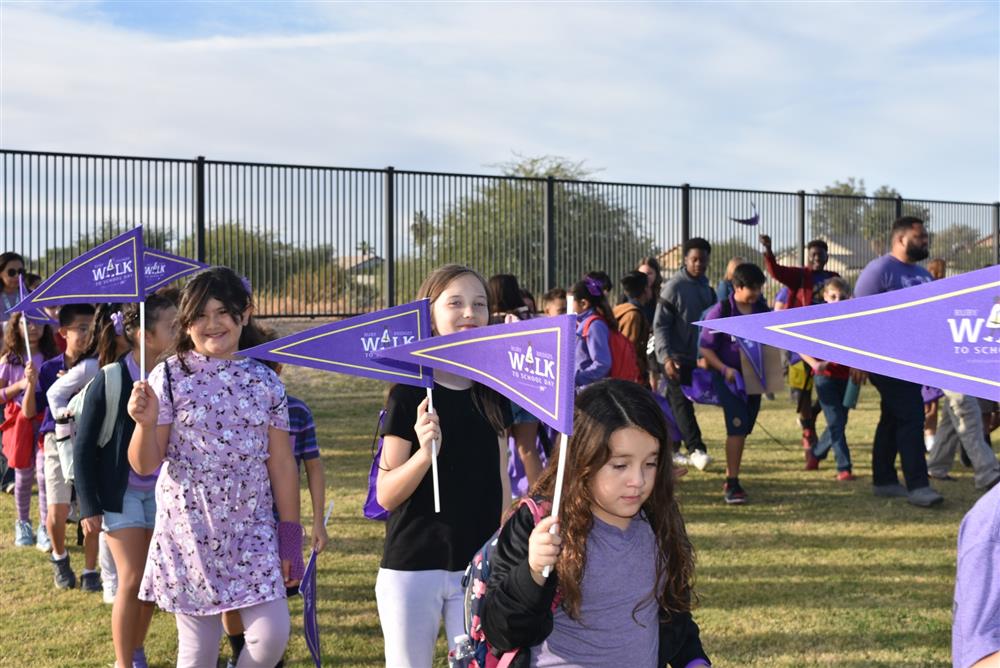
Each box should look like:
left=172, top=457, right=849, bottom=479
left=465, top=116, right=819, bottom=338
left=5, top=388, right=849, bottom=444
left=38, top=354, right=67, bottom=435
left=699, top=295, right=769, bottom=370
left=854, top=254, right=932, bottom=298
left=530, top=515, right=659, bottom=668
left=124, top=354, right=160, bottom=491
left=953, top=483, right=1000, bottom=668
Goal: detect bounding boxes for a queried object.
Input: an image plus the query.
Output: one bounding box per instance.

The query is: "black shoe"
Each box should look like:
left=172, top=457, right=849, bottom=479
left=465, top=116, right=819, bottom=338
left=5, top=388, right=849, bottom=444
left=80, top=571, right=102, bottom=592
left=51, top=555, right=76, bottom=589
left=724, top=480, right=748, bottom=505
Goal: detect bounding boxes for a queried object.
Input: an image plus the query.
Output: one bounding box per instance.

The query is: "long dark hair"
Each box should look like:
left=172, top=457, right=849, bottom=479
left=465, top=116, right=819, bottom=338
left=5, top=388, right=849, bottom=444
left=174, top=267, right=268, bottom=374
left=122, top=288, right=178, bottom=355
left=530, top=380, right=695, bottom=621
left=571, top=278, right=618, bottom=332
left=488, top=273, right=527, bottom=323
left=1, top=312, right=58, bottom=365
left=81, top=303, right=128, bottom=367
left=414, top=264, right=508, bottom=434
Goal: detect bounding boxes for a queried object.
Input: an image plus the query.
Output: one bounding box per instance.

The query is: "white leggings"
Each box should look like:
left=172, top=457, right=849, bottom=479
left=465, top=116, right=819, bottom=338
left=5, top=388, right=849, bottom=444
left=175, top=597, right=289, bottom=668
left=375, top=568, right=466, bottom=668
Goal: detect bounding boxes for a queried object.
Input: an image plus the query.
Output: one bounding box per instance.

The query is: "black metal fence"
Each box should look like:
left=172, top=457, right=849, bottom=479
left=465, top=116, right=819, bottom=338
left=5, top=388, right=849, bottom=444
left=2, top=149, right=997, bottom=317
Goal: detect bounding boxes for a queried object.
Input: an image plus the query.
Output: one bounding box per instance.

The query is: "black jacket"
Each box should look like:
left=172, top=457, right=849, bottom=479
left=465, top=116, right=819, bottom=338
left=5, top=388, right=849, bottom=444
left=73, top=358, right=137, bottom=519
left=481, top=503, right=710, bottom=668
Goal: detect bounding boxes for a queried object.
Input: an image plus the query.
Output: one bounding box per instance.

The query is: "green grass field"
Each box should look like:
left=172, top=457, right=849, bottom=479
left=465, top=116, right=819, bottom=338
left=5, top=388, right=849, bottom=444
left=0, top=369, right=985, bottom=667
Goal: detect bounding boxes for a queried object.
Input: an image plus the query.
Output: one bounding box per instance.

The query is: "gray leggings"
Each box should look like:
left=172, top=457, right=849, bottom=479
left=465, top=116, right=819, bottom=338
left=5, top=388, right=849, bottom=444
left=175, top=597, right=289, bottom=668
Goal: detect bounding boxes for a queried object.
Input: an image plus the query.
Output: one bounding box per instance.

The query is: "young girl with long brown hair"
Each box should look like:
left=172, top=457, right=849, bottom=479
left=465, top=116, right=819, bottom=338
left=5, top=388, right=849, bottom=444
left=1, top=311, right=58, bottom=547
left=481, top=379, right=709, bottom=668
left=375, top=264, right=512, bottom=666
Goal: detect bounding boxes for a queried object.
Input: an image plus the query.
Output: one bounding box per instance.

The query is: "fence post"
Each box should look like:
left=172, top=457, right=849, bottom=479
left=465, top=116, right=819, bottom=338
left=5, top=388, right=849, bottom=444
left=993, top=202, right=999, bottom=267
left=895, top=195, right=903, bottom=220
left=384, top=166, right=396, bottom=308
left=544, top=176, right=556, bottom=291
left=195, top=156, right=206, bottom=263
left=797, top=190, right=806, bottom=266
left=681, top=183, right=691, bottom=245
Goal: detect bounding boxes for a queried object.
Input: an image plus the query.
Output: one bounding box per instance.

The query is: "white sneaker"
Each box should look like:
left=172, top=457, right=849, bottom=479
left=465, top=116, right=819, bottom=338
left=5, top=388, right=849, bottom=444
left=689, top=450, right=712, bottom=471
left=672, top=452, right=689, bottom=466
left=102, top=581, right=117, bottom=605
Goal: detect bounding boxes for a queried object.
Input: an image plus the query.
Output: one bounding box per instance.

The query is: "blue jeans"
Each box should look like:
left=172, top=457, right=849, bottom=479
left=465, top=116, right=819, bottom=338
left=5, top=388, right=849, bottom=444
left=812, top=375, right=852, bottom=472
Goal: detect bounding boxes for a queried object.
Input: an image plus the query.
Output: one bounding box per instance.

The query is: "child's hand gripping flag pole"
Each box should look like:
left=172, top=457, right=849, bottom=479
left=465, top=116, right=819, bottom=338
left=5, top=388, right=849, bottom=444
left=301, top=500, right=335, bottom=668
left=373, top=309, right=577, bottom=554
left=7, top=226, right=147, bottom=375
left=542, top=294, right=574, bottom=578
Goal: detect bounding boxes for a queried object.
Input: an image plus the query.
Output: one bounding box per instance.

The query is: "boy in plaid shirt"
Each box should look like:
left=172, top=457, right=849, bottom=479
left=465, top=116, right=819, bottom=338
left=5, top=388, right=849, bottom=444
left=223, top=362, right=328, bottom=668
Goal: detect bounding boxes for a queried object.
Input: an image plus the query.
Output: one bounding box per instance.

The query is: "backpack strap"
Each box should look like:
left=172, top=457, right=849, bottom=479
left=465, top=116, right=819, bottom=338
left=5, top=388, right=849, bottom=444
left=580, top=314, right=601, bottom=338
left=96, top=362, right=124, bottom=449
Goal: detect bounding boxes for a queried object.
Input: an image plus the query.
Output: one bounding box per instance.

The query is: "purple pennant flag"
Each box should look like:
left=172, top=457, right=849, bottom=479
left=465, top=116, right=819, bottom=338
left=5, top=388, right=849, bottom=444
left=693, top=266, right=1000, bottom=401
left=729, top=202, right=759, bottom=226
left=143, top=249, right=209, bottom=294
left=921, top=386, right=944, bottom=404
left=375, top=315, right=577, bottom=434
left=6, top=227, right=146, bottom=314
left=239, top=300, right=433, bottom=387
left=681, top=367, right=746, bottom=405
left=300, top=548, right=321, bottom=668
left=737, top=337, right=766, bottom=386
left=17, top=275, right=59, bottom=327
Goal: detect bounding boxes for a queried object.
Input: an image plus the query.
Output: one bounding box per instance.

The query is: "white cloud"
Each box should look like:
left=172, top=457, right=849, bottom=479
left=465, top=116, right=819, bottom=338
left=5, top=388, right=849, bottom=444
left=0, top=1, right=996, bottom=203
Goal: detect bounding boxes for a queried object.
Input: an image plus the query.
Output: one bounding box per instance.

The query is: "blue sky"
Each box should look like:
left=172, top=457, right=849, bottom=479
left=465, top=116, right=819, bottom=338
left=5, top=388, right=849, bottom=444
left=1, top=1, right=998, bottom=202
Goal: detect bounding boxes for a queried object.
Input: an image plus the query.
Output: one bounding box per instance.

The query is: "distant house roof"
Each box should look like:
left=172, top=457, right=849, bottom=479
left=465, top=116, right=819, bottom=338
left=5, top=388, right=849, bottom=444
left=975, top=234, right=994, bottom=248
left=657, top=244, right=683, bottom=270
left=336, top=255, right=383, bottom=272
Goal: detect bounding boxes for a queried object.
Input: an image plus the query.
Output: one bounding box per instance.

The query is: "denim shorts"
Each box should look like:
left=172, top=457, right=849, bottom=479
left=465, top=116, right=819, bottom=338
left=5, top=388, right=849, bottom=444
left=102, top=487, right=156, bottom=532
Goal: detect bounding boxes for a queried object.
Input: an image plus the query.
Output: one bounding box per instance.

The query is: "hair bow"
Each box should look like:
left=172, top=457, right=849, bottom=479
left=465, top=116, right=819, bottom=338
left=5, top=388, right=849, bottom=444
left=240, top=276, right=253, bottom=296
left=111, top=310, right=125, bottom=336
left=583, top=276, right=603, bottom=297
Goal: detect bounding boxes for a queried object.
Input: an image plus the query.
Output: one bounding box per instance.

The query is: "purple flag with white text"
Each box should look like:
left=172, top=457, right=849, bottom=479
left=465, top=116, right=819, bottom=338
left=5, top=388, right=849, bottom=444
left=693, top=266, right=1000, bottom=401
left=7, top=227, right=146, bottom=313
left=375, top=315, right=577, bottom=434
left=144, top=249, right=209, bottom=294
left=239, top=300, right=433, bottom=387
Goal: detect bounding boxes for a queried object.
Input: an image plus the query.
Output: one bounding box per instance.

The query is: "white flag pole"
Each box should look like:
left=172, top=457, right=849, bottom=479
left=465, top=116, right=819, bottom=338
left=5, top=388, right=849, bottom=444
left=542, top=295, right=574, bottom=578
left=139, top=301, right=146, bottom=382
left=426, top=386, right=441, bottom=514
left=20, top=313, right=32, bottom=367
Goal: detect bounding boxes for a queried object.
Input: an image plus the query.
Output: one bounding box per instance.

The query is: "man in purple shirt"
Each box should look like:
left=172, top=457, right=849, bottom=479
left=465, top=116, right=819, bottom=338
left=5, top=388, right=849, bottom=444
left=854, top=216, right=942, bottom=507
left=953, top=483, right=1000, bottom=667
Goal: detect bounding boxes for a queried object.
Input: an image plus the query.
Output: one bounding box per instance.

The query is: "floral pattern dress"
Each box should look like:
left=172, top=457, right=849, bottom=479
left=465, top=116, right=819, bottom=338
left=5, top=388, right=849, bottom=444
left=139, top=351, right=289, bottom=615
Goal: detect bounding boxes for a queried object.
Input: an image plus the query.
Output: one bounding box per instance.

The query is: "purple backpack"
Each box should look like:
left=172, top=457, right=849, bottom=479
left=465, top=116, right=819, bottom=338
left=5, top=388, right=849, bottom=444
left=363, top=409, right=389, bottom=521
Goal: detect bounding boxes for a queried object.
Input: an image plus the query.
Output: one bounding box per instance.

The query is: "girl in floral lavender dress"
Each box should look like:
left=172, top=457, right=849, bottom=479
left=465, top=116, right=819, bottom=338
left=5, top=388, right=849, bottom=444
left=127, top=267, right=304, bottom=668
